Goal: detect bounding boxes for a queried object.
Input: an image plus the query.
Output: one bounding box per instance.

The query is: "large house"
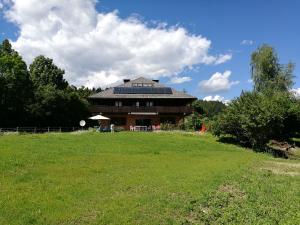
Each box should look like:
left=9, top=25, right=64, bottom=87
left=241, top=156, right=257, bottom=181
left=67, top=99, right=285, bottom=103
left=89, top=77, right=196, bottom=130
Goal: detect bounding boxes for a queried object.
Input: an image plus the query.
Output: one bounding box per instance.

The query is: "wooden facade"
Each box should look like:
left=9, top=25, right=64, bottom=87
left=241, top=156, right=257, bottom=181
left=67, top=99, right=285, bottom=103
left=89, top=77, right=196, bottom=130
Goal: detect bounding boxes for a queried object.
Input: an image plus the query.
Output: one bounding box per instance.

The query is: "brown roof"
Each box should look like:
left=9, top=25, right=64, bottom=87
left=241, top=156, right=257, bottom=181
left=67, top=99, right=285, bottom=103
left=89, top=77, right=196, bottom=99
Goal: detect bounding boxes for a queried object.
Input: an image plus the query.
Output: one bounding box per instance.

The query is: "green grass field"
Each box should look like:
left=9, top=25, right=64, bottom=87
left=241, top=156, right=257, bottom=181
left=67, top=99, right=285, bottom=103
left=0, top=132, right=299, bottom=225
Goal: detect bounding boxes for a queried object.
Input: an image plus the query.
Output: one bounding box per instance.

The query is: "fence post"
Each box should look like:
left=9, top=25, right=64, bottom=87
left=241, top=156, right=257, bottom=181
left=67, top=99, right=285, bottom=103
left=16, top=127, right=18, bottom=132
left=59, top=127, right=62, bottom=132
left=34, top=127, right=36, bottom=133
left=48, top=127, right=50, bottom=132
left=73, top=127, right=74, bottom=131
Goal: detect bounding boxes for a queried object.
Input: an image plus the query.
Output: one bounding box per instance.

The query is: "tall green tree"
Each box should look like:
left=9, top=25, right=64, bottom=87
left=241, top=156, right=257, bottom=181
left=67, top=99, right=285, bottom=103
left=212, top=91, right=300, bottom=149
left=192, top=100, right=226, bottom=117
left=28, top=56, right=89, bottom=126
left=212, top=45, right=300, bottom=150
left=29, top=55, right=68, bottom=89
left=251, top=44, right=294, bottom=93
left=0, top=39, right=32, bottom=126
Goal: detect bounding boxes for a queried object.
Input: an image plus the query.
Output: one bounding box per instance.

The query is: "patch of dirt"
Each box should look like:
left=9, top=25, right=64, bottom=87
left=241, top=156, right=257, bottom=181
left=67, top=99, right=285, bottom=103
left=183, top=184, right=246, bottom=224
left=217, top=184, right=246, bottom=199
left=260, top=161, right=300, bottom=176
left=268, top=140, right=300, bottom=159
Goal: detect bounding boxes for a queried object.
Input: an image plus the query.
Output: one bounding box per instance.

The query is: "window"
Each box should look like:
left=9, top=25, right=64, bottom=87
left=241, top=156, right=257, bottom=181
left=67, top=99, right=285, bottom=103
left=115, top=101, right=122, bottom=107
left=146, top=101, right=153, bottom=107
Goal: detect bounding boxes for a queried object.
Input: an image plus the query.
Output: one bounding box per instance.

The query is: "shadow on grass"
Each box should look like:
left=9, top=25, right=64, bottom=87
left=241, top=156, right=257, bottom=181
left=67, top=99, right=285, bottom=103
left=217, top=136, right=292, bottom=159
left=217, top=136, right=250, bottom=148
left=292, top=139, right=300, bottom=148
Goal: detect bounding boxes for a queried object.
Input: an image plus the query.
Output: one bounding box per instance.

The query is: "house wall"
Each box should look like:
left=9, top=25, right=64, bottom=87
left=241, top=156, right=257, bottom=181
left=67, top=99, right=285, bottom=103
left=101, top=113, right=185, bottom=130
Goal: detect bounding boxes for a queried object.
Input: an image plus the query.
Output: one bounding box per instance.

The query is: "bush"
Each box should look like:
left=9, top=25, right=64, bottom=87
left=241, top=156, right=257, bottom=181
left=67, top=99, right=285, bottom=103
left=114, top=126, right=125, bottom=132
left=211, top=91, right=300, bottom=149
left=184, top=112, right=202, bottom=131
left=160, top=123, right=177, bottom=131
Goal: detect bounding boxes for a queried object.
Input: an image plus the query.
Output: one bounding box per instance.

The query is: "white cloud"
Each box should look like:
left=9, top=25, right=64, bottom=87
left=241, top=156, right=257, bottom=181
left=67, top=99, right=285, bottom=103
left=241, top=40, right=254, bottom=45
left=2, top=0, right=231, bottom=88
left=291, top=88, right=300, bottom=99
left=203, top=95, right=230, bottom=105
left=198, top=70, right=239, bottom=93
left=169, top=76, right=192, bottom=84
left=247, top=79, right=253, bottom=83
left=214, top=54, right=232, bottom=65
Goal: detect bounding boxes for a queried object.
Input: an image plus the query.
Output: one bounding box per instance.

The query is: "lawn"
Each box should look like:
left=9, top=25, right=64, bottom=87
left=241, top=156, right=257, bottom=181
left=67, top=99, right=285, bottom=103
left=0, top=132, right=299, bottom=225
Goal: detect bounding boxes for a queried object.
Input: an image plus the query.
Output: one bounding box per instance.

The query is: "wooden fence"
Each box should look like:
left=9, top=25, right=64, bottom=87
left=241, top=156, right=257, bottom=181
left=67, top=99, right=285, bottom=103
left=0, top=127, right=87, bottom=133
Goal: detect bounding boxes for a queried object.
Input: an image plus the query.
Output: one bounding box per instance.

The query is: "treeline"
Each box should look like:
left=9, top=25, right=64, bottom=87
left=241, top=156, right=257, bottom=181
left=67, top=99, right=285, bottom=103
left=192, top=100, right=226, bottom=117
left=212, top=44, right=300, bottom=150
left=0, top=39, right=100, bottom=127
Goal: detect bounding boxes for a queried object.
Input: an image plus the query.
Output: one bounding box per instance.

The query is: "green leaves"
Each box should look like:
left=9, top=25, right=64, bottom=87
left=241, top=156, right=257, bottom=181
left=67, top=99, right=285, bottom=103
left=0, top=40, right=32, bottom=126
left=0, top=40, right=89, bottom=127
left=192, top=100, right=226, bottom=118
left=212, top=91, right=300, bottom=149
left=29, top=55, right=68, bottom=89
left=28, top=58, right=89, bottom=126
left=212, top=45, right=299, bottom=150
left=251, top=44, right=294, bottom=93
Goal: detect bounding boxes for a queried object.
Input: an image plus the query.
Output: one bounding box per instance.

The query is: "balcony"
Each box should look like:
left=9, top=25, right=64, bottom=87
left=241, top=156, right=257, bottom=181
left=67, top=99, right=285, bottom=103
left=89, top=105, right=193, bottom=114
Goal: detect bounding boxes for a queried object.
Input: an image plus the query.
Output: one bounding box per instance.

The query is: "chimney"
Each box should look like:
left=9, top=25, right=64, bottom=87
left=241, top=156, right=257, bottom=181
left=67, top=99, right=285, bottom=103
left=123, top=79, right=130, bottom=83
left=152, top=79, right=159, bottom=83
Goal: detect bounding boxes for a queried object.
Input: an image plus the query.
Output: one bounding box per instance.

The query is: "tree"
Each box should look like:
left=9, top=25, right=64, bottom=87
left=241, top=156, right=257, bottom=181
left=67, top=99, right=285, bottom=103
left=212, top=92, right=300, bottom=149
left=212, top=45, right=300, bottom=150
left=72, top=86, right=102, bottom=99
left=29, top=55, right=68, bottom=89
left=0, top=39, right=32, bottom=126
left=192, top=100, right=226, bottom=117
left=28, top=56, right=89, bottom=126
left=251, top=44, right=294, bottom=93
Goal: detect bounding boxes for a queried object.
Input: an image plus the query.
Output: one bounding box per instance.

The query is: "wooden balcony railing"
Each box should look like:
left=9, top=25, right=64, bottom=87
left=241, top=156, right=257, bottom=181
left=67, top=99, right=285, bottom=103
left=89, top=105, right=193, bottom=114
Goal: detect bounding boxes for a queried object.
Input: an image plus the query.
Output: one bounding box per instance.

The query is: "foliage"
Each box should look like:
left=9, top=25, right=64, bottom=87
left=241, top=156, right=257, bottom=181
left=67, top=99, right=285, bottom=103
left=0, top=39, right=32, bottom=126
left=73, top=86, right=102, bottom=99
left=183, top=112, right=202, bottom=131
left=0, top=132, right=299, bottom=224
left=160, top=122, right=177, bottom=130
left=212, top=91, right=300, bottom=149
left=251, top=44, right=294, bottom=93
left=192, top=100, right=226, bottom=117
left=29, top=55, right=68, bottom=89
left=28, top=55, right=89, bottom=126
left=0, top=40, right=96, bottom=127
left=212, top=44, right=300, bottom=150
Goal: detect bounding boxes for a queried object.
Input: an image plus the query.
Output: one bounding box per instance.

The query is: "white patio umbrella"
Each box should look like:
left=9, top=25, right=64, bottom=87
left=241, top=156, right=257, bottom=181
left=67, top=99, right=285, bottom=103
left=89, top=115, right=110, bottom=120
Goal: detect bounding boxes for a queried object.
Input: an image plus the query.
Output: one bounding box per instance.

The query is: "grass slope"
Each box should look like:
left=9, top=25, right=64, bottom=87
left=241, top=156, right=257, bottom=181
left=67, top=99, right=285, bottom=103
left=0, top=132, right=299, bottom=225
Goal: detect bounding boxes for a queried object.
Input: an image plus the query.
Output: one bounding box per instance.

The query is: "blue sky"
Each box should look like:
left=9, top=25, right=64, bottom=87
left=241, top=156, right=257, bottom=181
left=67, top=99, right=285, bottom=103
left=1, top=0, right=299, bottom=101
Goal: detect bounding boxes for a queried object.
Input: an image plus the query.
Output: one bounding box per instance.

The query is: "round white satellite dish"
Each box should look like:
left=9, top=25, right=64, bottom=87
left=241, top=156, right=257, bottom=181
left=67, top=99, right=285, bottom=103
left=79, top=120, right=86, bottom=127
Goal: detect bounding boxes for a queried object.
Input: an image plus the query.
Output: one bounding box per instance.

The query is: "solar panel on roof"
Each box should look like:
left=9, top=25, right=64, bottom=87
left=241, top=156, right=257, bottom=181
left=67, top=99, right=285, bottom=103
left=113, top=87, right=172, bottom=94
